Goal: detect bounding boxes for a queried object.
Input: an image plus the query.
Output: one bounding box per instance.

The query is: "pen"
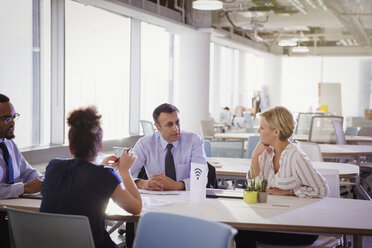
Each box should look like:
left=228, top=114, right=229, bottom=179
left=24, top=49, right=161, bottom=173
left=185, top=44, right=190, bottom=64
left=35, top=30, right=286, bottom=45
left=272, top=204, right=290, bottom=207
left=114, top=148, right=132, bottom=163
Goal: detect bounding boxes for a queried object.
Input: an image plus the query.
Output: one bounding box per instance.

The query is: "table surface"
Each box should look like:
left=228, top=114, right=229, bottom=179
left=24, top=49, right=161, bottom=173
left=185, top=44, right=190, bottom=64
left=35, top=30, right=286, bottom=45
left=208, top=157, right=359, bottom=179
left=215, top=132, right=372, bottom=144
left=214, top=132, right=259, bottom=140
left=294, top=134, right=372, bottom=144
left=319, top=144, right=372, bottom=157
left=2, top=192, right=372, bottom=236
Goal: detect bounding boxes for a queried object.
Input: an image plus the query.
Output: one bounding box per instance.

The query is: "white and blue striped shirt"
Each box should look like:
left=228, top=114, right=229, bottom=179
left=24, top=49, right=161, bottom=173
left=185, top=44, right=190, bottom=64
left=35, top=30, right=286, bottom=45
left=258, top=142, right=329, bottom=198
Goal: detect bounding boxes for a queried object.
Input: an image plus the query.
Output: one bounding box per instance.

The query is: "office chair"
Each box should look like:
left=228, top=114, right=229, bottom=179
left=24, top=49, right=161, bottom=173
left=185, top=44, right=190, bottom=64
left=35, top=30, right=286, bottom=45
left=210, top=140, right=244, bottom=158
left=200, top=120, right=215, bottom=140
left=344, top=127, right=358, bottom=136
left=140, top=120, right=155, bottom=136
left=204, top=140, right=212, bottom=157
left=133, top=212, right=237, bottom=248
left=246, top=136, right=260, bottom=159
left=309, top=116, right=343, bottom=144
left=296, top=142, right=324, bottom=162
left=7, top=208, right=95, bottom=248
left=295, top=112, right=325, bottom=135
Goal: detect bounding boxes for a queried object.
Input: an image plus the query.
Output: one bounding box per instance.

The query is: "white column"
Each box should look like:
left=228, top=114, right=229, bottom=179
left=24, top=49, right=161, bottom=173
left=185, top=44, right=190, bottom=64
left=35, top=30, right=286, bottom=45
left=177, top=31, right=210, bottom=135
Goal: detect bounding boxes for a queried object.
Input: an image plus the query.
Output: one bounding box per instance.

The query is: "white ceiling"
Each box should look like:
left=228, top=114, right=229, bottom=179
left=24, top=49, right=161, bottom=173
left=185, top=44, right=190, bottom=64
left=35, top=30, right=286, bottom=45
left=210, top=0, right=372, bottom=55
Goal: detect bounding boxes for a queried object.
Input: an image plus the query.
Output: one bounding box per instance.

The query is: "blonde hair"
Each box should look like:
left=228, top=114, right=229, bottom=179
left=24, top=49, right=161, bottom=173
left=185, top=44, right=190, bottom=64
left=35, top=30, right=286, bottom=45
left=260, top=106, right=296, bottom=141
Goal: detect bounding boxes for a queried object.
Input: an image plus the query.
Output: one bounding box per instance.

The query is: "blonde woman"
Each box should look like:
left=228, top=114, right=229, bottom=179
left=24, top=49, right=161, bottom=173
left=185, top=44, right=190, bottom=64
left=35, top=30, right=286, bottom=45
left=235, top=106, right=329, bottom=247
left=249, top=106, right=329, bottom=197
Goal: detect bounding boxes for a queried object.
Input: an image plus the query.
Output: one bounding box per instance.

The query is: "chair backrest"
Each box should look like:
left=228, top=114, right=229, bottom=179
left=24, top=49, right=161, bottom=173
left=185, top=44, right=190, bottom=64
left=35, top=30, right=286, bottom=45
left=204, top=140, right=212, bottom=157
left=207, top=162, right=218, bottom=189
left=297, top=142, right=323, bottom=162
left=357, top=126, right=372, bottom=137
left=210, top=140, right=244, bottom=158
left=345, top=126, right=358, bottom=136
left=140, top=120, right=155, bottom=136
left=295, top=112, right=325, bottom=135
left=200, top=120, right=215, bottom=140
left=309, top=116, right=343, bottom=143
left=133, top=212, right=237, bottom=248
left=331, top=119, right=346, bottom=144
left=246, top=136, right=260, bottom=158
left=317, top=169, right=340, bottom=198
left=7, top=208, right=95, bottom=248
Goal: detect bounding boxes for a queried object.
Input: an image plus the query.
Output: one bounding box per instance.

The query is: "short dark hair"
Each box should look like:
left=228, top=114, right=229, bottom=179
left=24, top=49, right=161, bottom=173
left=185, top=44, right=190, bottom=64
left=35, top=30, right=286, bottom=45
left=152, top=103, right=179, bottom=124
left=67, top=106, right=103, bottom=160
left=0, top=94, right=10, bottom=103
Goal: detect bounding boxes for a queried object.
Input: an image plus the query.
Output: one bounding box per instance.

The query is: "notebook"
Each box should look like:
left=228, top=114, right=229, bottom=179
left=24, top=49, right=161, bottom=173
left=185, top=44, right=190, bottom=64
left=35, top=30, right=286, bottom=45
left=19, top=193, right=42, bottom=199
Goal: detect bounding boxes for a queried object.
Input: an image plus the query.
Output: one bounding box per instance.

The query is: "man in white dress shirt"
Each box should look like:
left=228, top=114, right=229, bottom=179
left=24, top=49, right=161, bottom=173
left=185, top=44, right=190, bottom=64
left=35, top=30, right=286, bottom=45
left=130, top=103, right=207, bottom=191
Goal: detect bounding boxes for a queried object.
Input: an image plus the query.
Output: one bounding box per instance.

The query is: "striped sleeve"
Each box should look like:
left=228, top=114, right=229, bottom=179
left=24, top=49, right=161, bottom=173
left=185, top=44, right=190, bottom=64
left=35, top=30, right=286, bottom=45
left=293, top=153, right=330, bottom=198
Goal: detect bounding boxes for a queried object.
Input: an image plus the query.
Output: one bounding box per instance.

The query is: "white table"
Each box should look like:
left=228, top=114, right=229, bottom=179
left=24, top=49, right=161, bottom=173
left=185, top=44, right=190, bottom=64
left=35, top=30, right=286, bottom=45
left=1, top=193, right=372, bottom=248
left=319, top=144, right=372, bottom=158
left=214, top=132, right=259, bottom=140
left=294, top=134, right=372, bottom=144
left=208, top=157, right=359, bottom=180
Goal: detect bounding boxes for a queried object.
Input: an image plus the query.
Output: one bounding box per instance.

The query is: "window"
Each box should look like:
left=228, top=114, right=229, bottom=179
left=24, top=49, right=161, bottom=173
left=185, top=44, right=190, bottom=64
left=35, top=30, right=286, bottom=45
left=140, top=22, right=172, bottom=122
left=65, top=0, right=131, bottom=141
left=0, top=0, right=51, bottom=148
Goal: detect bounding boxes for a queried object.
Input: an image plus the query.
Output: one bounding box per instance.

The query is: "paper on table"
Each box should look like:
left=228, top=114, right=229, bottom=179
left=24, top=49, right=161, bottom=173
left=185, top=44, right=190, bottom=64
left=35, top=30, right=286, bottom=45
left=142, top=196, right=170, bottom=208
left=139, top=189, right=181, bottom=195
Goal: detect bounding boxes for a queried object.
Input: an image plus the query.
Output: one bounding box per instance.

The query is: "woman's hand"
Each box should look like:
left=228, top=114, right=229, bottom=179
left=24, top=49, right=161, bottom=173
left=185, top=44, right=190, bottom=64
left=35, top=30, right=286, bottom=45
left=118, top=149, right=136, bottom=172
left=252, top=142, right=272, bottom=158
left=267, top=187, right=291, bottom=196
left=101, top=155, right=119, bottom=167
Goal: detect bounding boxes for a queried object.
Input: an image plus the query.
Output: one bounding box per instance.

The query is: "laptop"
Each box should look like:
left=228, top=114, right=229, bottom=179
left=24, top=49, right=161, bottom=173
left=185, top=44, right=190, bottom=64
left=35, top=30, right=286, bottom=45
left=206, top=189, right=243, bottom=199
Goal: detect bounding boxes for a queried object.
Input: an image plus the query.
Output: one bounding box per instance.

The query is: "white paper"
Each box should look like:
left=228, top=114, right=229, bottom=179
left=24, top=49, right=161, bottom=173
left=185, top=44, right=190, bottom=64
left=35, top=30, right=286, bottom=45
left=190, top=162, right=207, bottom=203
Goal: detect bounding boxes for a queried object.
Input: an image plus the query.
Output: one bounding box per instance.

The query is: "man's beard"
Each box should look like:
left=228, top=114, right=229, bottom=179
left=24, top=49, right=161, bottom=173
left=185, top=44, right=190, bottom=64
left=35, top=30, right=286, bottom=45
left=5, top=126, right=15, bottom=139
left=6, top=134, right=15, bottom=139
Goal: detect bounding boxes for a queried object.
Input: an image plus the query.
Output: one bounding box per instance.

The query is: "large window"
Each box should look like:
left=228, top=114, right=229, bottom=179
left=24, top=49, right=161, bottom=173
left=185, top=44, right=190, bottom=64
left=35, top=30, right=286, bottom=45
left=140, top=22, right=172, bottom=122
left=0, top=0, right=51, bottom=149
left=65, top=0, right=131, bottom=141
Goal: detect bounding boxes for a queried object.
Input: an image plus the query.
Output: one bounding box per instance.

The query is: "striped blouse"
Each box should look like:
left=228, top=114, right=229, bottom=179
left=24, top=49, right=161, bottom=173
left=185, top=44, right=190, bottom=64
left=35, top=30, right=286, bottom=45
left=257, top=143, right=329, bottom=198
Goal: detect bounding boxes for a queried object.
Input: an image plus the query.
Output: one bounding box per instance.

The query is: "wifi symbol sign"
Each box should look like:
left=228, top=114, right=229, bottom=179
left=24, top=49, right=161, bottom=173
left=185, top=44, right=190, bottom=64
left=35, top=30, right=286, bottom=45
left=194, top=168, right=202, bottom=180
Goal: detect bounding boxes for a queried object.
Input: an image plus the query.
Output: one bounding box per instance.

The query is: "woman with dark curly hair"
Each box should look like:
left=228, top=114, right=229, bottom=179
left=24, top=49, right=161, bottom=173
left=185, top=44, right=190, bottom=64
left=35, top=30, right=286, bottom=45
left=40, top=106, right=141, bottom=248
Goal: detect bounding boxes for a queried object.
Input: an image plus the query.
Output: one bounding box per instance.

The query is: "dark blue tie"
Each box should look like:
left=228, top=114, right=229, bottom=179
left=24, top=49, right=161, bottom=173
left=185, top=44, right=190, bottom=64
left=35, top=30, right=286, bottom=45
left=165, top=144, right=176, bottom=181
left=0, top=142, right=14, bottom=184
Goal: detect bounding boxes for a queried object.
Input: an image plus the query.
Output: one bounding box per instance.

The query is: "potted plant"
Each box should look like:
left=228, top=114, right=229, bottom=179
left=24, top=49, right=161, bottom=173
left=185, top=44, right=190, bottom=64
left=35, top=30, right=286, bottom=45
left=257, top=176, right=268, bottom=203
left=243, top=170, right=260, bottom=204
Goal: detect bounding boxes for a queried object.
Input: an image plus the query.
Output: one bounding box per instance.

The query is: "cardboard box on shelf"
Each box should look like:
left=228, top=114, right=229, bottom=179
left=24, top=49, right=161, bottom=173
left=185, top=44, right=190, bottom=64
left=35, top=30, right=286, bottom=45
left=365, top=109, right=372, bottom=120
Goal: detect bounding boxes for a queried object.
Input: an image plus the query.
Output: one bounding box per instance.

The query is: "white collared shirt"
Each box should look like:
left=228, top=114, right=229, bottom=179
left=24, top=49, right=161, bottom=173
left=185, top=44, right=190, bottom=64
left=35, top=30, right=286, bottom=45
left=258, top=143, right=329, bottom=197
left=130, top=131, right=207, bottom=190
left=0, top=139, right=42, bottom=199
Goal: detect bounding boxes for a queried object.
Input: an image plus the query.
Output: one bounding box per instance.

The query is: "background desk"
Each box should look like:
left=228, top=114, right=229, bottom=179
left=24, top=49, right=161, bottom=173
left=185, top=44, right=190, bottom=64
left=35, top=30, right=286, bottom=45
left=294, top=135, right=372, bottom=144
left=319, top=144, right=372, bottom=158
left=214, top=132, right=259, bottom=140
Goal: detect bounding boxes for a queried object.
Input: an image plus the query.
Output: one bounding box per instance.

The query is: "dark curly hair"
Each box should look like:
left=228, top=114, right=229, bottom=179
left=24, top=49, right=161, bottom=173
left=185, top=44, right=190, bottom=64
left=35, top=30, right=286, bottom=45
left=67, top=106, right=102, bottom=161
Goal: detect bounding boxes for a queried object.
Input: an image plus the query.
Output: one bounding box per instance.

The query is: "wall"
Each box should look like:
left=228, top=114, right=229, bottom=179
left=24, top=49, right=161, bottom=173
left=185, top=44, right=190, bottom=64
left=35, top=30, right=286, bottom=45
left=177, top=31, right=210, bottom=135
left=322, top=57, right=371, bottom=117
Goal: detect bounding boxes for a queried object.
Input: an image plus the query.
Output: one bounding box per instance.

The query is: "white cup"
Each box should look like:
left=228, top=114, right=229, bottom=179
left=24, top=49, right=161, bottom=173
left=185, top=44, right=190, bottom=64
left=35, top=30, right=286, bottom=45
left=190, top=162, right=207, bottom=203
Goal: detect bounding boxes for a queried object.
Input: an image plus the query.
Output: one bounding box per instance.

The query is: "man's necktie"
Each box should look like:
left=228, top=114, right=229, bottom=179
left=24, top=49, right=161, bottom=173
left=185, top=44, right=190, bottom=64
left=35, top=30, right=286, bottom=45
left=165, top=144, right=176, bottom=181
left=0, top=142, right=14, bottom=184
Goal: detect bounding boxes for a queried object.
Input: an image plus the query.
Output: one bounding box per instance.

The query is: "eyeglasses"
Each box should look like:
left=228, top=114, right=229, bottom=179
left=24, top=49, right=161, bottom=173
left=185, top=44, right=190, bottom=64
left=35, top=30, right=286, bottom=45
left=0, top=113, right=20, bottom=124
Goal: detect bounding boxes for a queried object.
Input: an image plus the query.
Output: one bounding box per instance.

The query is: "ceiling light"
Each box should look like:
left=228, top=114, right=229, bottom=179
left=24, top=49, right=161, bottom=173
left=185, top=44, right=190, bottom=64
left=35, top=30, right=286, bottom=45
left=278, top=40, right=297, bottom=47
left=292, top=46, right=309, bottom=53
left=192, top=0, right=223, bottom=11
